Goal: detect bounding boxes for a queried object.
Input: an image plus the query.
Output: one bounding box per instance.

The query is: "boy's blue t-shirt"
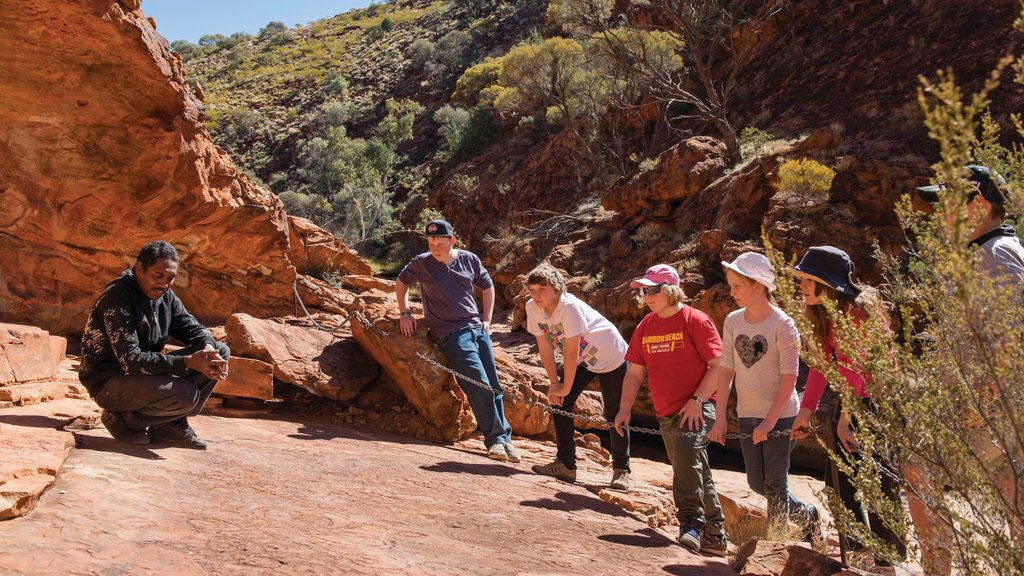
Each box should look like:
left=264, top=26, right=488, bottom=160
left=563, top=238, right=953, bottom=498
left=397, top=250, right=493, bottom=339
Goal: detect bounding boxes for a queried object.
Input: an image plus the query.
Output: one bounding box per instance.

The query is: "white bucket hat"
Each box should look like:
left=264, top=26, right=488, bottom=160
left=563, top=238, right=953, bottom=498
left=722, top=252, right=777, bottom=292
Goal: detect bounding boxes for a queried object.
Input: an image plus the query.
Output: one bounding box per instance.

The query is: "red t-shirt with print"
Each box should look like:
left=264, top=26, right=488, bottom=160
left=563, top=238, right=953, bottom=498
left=625, top=305, right=723, bottom=418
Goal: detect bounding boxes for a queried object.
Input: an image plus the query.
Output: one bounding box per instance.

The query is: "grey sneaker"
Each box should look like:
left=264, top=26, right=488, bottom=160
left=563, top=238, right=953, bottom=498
left=487, top=443, right=509, bottom=461
left=610, top=469, right=630, bottom=490
left=503, top=442, right=522, bottom=463
left=700, top=532, right=729, bottom=557
left=531, top=460, right=577, bottom=482
left=678, top=526, right=701, bottom=553
left=100, top=410, right=151, bottom=445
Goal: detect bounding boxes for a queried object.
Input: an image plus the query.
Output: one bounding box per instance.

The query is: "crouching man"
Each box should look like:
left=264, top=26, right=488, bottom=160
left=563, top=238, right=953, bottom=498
left=79, top=241, right=229, bottom=449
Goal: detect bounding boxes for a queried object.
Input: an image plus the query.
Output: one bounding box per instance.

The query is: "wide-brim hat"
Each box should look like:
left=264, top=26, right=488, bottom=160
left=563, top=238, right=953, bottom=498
left=722, top=252, right=777, bottom=292
left=629, top=264, right=680, bottom=288
left=793, top=246, right=859, bottom=297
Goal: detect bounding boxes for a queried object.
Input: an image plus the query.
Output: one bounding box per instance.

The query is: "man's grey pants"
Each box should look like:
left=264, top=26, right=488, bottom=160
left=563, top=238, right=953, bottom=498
left=94, top=341, right=230, bottom=430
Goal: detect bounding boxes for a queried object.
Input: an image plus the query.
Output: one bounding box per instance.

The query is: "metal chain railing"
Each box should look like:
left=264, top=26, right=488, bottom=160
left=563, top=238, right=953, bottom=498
left=348, top=309, right=800, bottom=441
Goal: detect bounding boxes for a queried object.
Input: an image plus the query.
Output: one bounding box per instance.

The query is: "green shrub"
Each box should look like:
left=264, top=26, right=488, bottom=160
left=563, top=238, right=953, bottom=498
left=739, top=126, right=774, bottom=159
left=325, top=75, right=349, bottom=96
left=775, top=158, right=835, bottom=200
left=380, top=17, right=394, bottom=31
left=407, top=38, right=435, bottom=71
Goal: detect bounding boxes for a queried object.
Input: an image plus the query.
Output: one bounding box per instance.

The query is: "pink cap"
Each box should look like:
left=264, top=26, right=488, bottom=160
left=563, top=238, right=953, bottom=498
left=630, top=264, right=680, bottom=288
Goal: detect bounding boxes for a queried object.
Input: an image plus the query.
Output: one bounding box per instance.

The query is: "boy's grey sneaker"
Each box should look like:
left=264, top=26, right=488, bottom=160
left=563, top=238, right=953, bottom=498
left=610, top=469, right=630, bottom=490
left=487, top=443, right=509, bottom=461
left=100, top=410, right=151, bottom=445
left=678, top=526, right=701, bottom=553
left=700, top=532, right=729, bottom=557
left=531, top=460, right=577, bottom=482
left=503, top=442, right=522, bottom=463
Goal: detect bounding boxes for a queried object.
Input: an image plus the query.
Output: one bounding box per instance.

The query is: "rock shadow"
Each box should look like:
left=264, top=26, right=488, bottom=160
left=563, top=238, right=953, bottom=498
left=0, top=414, right=67, bottom=429
left=72, top=432, right=164, bottom=460
left=662, top=561, right=734, bottom=575
left=419, top=460, right=525, bottom=478
left=597, top=527, right=675, bottom=548
left=520, top=490, right=631, bottom=518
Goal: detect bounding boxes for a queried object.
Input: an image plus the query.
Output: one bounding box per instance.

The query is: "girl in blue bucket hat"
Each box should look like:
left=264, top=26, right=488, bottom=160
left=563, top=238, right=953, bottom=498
left=790, top=246, right=906, bottom=566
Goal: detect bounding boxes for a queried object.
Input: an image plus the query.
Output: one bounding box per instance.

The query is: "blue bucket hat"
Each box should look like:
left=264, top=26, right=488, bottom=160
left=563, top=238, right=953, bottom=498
left=793, top=246, right=859, bottom=297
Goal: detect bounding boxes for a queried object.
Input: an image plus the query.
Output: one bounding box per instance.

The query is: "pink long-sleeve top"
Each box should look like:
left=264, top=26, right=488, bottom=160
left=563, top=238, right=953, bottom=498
left=800, top=319, right=871, bottom=412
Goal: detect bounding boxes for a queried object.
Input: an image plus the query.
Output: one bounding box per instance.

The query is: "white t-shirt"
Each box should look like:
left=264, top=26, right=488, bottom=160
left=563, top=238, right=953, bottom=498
left=720, top=307, right=801, bottom=419
left=526, top=292, right=627, bottom=374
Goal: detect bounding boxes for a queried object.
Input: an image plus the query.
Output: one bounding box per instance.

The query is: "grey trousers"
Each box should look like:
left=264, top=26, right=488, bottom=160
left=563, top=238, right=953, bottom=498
left=659, top=402, right=726, bottom=536
left=94, top=341, right=230, bottom=430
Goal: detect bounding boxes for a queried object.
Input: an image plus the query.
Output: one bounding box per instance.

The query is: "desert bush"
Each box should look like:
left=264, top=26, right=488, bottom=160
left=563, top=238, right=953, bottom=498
left=407, top=38, right=435, bottom=71
left=775, top=158, right=835, bottom=200
left=768, top=56, right=1024, bottom=576
left=434, top=105, right=499, bottom=161
left=325, top=74, right=349, bottom=96
left=380, top=17, right=394, bottom=31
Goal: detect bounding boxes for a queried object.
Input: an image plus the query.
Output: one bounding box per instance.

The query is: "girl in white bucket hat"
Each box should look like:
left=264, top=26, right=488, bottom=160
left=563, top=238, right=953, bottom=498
left=710, top=252, right=821, bottom=542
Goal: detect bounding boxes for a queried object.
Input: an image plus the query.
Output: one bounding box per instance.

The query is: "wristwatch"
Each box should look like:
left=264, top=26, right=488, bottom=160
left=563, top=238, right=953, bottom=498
left=691, top=395, right=705, bottom=405
left=400, top=310, right=412, bottom=317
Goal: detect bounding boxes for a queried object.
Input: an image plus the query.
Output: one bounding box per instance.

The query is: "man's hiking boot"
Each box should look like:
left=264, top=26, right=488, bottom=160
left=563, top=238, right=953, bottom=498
left=100, top=410, right=150, bottom=445
left=148, top=418, right=207, bottom=450
left=700, top=532, right=729, bottom=557
left=610, top=469, right=630, bottom=491
left=503, top=442, right=522, bottom=463
left=486, top=443, right=509, bottom=461
left=677, top=526, right=701, bottom=553
left=531, top=460, right=576, bottom=482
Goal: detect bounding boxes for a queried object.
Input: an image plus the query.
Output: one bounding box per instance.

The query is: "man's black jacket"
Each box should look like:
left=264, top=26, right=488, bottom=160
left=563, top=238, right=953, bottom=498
left=78, top=270, right=215, bottom=394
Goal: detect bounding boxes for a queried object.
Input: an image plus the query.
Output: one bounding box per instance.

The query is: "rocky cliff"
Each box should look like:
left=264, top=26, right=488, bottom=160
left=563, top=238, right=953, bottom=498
left=0, top=0, right=364, bottom=334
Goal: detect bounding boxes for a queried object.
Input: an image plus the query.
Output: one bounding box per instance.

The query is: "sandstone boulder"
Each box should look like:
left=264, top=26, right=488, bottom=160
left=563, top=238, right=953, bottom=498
left=0, top=324, right=66, bottom=385
left=732, top=540, right=855, bottom=576
left=224, top=313, right=377, bottom=402
left=604, top=136, right=729, bottom=218
left=287, top=216, right=373, bottom=277
left=491, top=348, right=552, bottom=437
left=0, top=1, right=364, bottom=333
left=349, top=309, right=476, bottom=442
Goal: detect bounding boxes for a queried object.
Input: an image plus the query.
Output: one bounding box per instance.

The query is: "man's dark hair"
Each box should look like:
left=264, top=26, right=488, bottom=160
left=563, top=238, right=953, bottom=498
left=136, top=241, right=179, bottom=270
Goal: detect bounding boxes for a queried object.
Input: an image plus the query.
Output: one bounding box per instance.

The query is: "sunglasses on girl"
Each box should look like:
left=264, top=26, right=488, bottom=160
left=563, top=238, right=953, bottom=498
left=638, top=284, right=664, bottom=296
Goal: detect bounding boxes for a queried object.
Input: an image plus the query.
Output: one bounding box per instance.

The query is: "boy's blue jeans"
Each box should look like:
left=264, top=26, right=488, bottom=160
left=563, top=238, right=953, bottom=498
left=437, top=325, right=512, bottom=448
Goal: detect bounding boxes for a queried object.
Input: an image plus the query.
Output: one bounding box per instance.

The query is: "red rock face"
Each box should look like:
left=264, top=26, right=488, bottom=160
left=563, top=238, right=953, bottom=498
left=0, top=1, right=361, bottom=334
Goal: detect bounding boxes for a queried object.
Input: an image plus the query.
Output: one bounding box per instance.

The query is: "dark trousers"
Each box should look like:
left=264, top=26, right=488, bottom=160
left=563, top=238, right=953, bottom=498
left=553, top=361, right=630, bottom=471
left=94, top=341, right=230, bottom=430
left=832, top=400, right=907, bottom=558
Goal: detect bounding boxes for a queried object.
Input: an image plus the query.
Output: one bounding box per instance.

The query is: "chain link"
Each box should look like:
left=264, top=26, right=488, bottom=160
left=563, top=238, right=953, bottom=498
left=350, top=310, right=799, bottom=441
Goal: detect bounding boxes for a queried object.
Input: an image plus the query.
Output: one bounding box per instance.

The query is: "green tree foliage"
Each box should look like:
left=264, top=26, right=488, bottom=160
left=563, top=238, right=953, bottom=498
left=259, top=21, right=288, bottom=38
left=380, top=17, right=394, bottom=32
left=294, top=99, right=423, bottom=250
left=428, top=30, right=473, bottom=85
left=451, top=57, right=502, bottom=107
left=170, top=40, right=199, bottom=62
left=548, top=0, right=786, bottom=164
left=433, top=105, right=499, bottom=161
